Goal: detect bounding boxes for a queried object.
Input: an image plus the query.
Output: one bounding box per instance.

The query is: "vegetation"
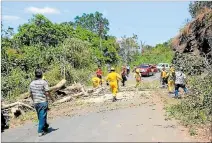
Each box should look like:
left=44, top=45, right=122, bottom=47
left=168, top=1, right=212, bottom=135
left=131, top=42, right=174, bottom=66
left=1, top=13, right=120, bottom=100
left=189, top=1, right=212, bottom=18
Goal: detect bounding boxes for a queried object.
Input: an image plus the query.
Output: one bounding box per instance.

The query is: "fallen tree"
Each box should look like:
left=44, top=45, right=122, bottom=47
left=19, top=79, right=67, bottom=99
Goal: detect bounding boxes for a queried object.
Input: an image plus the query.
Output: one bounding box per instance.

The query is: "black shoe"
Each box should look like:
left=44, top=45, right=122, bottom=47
left=112, top=97, right=117, bottom=102
left=43, top=123, right=49, bottom=133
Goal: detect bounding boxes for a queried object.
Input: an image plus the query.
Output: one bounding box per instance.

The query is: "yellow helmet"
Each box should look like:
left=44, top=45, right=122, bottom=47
left=136, top=69, right=140, bottom=73
left=110, top=67, right=115, bottom=71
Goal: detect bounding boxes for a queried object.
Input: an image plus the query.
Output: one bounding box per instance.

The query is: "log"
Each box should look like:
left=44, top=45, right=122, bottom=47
left=72, top=92, right=84, bottom=98
left=2, top=102, right=35, bottom=111
left=19, top=79, right=67, bottom=99
left=60, top=83, right=87, bottom=95
left=53, top=92, right=85, bottom=105
left=65, top=83, right=83, bottom=91
left=49, top=79, right=66, bottom=92
left=53, top=95, right=73, bottom=104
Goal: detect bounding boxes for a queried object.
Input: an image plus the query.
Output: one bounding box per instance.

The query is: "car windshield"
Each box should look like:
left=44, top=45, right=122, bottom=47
left=140, top=65, right=149, bottom=68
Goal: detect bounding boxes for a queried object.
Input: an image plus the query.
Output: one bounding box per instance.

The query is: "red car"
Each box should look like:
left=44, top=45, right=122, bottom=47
left=149, top=64, right=158, bottom=73
left=139, top=64, right=155, bottom=76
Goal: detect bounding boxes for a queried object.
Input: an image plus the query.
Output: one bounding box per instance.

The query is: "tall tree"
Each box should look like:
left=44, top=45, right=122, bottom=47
left=14, top=14, right=75, bottom=47
left=74, top=11, right=109, bottom=36
left=118, top=34, right=139, bottom=63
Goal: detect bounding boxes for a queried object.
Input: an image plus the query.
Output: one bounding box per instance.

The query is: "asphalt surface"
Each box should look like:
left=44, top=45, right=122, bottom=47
left=1, top=72, right=195, bottom=142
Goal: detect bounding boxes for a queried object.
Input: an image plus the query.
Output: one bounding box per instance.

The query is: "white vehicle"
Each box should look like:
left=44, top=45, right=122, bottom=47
left=157, top=63, right=170, bottom=72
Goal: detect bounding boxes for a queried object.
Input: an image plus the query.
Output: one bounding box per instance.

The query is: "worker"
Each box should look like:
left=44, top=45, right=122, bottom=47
left=29, top=69, right=55, bottom=137
left=132, top=65, right=137, bottom=73
left=166, top=65, right=175, bottom=93
left=96, top=66, right=103, bottom=86
left=160, top=65, right=167, bottom=88
left=174, top=67, right=188, bottom=98
left=121, top=66, right=127, bottom=86
left=92, top=76, right=101, bottom=88
left=134, top=68, right=142, bottom=88
left=106, top=67, right=122, bottom=102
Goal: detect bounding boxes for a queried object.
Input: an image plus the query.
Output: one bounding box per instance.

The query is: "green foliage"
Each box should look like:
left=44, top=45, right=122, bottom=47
left=1, top=68, right=31, bottom=101
left=131, top=43, right=174, bottom=66
left=74, top=11, right=109, bottom=36
left=166, top=73, right=212, bottom=127
left=119, top=34, right=140, bottom=64
left=1, top=13, right=120, bottom=100
left=189, top=1, right=212, bottom=18
left=14, top=14, right=75, bottom=47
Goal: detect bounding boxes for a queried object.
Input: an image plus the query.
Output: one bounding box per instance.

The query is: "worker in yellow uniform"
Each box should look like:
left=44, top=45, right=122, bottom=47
left=92, top=76, right=101, bottom=88
left=106, top=67, right=122, bottom=102
left=166, top=65, right=175, bottom=93
left=160, top=65, right=167, bottom=88
left=134, top=68, right=142, bottom=88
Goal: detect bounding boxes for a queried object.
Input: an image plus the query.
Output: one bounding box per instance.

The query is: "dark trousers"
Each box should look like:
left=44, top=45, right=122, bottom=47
left=127, top=69, right=130, bottom=76
left=162, top=78, right=168, bottom=87
left=122, top=75, right=127, bottom=86
left=35, top=102, right=49, bottom=133
left=175, top=84, right=188, bottom=96
left=1, top=112, right=6, bottom=131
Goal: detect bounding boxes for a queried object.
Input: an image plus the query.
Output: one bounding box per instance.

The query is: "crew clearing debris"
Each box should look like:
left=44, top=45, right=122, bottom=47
left=134, top=68, right=142, bottom=88
left=106, top=67, right=122, bottom=102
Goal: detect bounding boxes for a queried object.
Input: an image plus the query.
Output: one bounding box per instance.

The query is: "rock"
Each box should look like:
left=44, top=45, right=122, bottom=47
left=171, top=9, right=212, bottom=74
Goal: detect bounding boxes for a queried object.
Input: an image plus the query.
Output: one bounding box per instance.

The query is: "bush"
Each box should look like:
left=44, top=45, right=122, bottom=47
left=167, top=73, right=212, bottom=126
left=131, top=43, right=174, bottom=66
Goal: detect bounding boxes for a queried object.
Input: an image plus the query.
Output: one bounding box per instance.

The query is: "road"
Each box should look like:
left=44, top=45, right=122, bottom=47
left=1, top=73, right=196, bottom=142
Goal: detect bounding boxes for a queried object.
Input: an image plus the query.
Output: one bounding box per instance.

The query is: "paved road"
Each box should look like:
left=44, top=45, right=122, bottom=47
left=2, top=106, right=194, bottom=142
left=1, top=72, right=195, bottom=142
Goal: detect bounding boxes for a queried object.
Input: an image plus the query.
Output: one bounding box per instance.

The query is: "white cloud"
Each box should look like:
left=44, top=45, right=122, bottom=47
left=25, top=6, right=60, bottom=14
left=2, top=15, right=20, bottom=21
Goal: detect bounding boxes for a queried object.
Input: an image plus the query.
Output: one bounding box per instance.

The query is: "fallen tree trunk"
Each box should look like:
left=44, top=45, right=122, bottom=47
left=2, top=102, right=35, bottom=111
left=53, top=92, right=85, bottom=105
left=59, top=83, right=88, bottom=95
left=19, top=79, right=67, bottom=99
left=49, top=79, right=66, bottom=92
left=53, top=96, right=73, bottom=104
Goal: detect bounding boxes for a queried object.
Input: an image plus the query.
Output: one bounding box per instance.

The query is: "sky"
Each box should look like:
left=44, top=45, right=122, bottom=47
left=1, top=1, right=191, bottom=46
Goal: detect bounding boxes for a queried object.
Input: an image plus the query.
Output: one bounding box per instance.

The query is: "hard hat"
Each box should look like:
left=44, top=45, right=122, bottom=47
left=136, top=69, right=140, bottom=73
left=111, top=67, right=115, bottom=71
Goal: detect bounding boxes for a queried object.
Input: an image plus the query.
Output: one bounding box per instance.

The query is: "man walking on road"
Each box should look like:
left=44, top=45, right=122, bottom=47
left=30, top=69, right=55, bottom=137
left=174, top=67, right=188, bottom=98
